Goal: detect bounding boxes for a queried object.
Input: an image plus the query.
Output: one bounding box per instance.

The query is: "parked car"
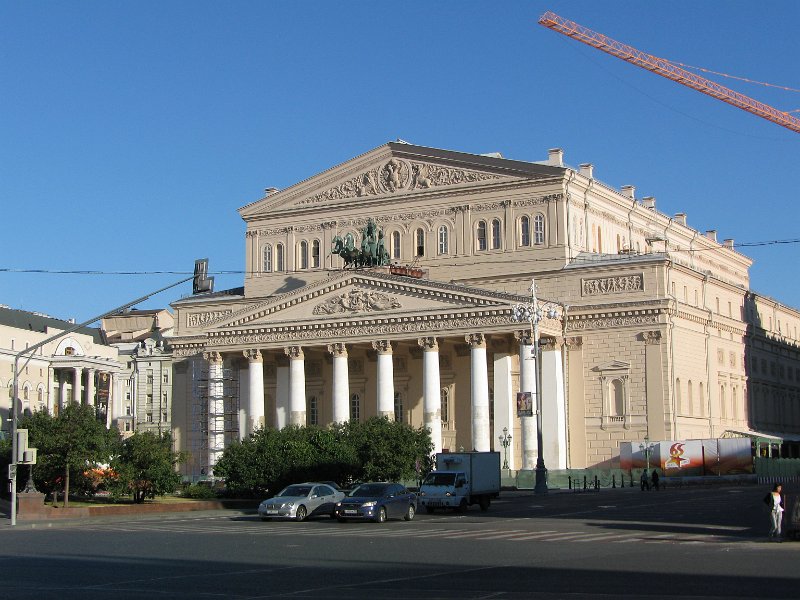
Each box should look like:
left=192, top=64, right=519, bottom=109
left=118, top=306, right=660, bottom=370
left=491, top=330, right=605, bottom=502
left=334, top=482, right=417, bottom=523
left=258, top=482, right=345, bottom=521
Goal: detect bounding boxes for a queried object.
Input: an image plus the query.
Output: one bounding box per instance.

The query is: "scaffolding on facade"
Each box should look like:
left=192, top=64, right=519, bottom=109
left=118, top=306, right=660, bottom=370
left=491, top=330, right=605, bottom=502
left=191, top=362, right=239, bottom=478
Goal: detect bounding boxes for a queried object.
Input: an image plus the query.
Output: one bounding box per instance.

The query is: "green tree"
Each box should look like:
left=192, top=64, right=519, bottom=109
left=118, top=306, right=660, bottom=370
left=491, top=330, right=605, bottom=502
left=108, top=432, right=187, bottom=503
left=19, top=404, right=119, bottom=507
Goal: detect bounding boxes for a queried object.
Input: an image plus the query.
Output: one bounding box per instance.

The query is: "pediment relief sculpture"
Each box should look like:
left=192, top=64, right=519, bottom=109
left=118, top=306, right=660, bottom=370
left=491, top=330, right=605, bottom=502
left=298, top=159, right=503, bottom=206
left=313, top=289, right=402, bottom=315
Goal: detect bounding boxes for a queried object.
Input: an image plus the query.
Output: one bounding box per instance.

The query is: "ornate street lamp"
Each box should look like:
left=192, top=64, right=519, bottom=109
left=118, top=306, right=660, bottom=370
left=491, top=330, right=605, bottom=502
left=511, top=278, right=561, bottom=495
left=640, top=435, right=655, bottom=472
left=499, top=427, right=512, bottom=470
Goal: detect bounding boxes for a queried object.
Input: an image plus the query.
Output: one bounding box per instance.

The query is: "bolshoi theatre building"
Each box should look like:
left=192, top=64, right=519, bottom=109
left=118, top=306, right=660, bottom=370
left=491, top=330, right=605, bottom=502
left=168, top=142, right=800, bottom=479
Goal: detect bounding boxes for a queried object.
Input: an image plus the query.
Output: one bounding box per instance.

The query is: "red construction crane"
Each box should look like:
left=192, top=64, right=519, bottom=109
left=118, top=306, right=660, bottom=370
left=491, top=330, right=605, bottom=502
left=538, top=11, right=800, bottom=134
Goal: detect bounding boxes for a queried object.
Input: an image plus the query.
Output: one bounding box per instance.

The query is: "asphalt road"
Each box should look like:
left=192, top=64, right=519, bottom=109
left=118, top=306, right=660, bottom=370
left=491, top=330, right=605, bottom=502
left=1, top=484, right=798, bottom=599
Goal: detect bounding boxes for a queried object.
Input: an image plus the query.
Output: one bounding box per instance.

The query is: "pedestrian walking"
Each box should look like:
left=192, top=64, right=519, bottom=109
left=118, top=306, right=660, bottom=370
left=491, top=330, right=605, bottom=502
left=651, top=469, right=660, bottom=491
left=765, top=483, right=785, bottom=541
left=640, top=469, right=650, bottom=491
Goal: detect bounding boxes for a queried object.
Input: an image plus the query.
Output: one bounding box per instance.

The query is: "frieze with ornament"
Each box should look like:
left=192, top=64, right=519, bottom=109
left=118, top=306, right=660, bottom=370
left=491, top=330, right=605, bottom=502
left=313, top=290, right=402, bottom=315
left=186, top=310, right=234, bottom=328
left=567, top=314, right=660, bottom=331
left=581, top=275, right=643, bottom=296
left=299, top=159, right=502, bottom=205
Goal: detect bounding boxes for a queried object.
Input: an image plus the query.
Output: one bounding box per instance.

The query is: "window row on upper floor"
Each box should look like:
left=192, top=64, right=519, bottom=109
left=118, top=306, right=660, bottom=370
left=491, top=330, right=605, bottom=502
left=259, top=213, right=548, bottom=272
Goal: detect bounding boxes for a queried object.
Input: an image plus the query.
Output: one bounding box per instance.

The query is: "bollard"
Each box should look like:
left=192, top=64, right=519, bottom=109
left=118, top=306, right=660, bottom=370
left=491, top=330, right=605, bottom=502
left=612, top=474, right=616, bottom=488
left=583, top=475, right=587, bottom=490
left=629, top=471, right=634, bottom=487
left=568, top=475, right=572, bottom=490
left=594, top=475, right=599, bottom=490
left=621, top=474, right=625, bottom=488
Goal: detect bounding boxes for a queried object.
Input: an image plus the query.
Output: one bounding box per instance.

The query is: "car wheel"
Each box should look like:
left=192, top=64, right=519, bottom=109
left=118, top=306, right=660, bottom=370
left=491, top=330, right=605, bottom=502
left=404, top=504, right=416, bottom=521
left=479, top=496, right=490, bottom=511
left=375, top=506, right=387, bottom=523
left=295, top=505, right=307, bottom=522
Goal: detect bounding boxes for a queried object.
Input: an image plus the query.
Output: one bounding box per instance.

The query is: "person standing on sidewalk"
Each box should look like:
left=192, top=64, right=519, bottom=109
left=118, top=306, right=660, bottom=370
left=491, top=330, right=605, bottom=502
left=767, top=483, right=785, bottom=541
left=651, top=469, right=660, bottom=491
left=640, top=470, right=650, bottom=491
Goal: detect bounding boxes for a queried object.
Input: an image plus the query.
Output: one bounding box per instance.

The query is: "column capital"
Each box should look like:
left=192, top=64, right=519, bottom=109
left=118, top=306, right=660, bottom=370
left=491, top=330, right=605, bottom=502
left=327, top=342, right=348, bottom=357
left=465, top=332, right=486, bottom=349
left=372, top=340, right=393, bottom=355
left=565, top=336, right=583, bottom=349
left=243, top=349, right=263, bottom=363
left=539, top=336, right=562, bottom=351
left=285, top=345, right=304, bottom=360
left=514, top=329, right=533, bottom=345
left=203, top=351, right=223, bottom=365
left=643, top=330, right=662, bottom=345
left=418, top=336, right=439, bottom=352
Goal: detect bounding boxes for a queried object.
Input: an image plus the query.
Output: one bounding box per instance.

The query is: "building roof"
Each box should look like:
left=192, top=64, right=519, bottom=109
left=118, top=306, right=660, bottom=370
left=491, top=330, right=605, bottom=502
left=0, top=305, right=107, bottom=344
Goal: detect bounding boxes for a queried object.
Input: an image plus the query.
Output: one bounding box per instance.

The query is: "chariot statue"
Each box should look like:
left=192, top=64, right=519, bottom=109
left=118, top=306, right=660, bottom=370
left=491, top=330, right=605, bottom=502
left=331, top=218, right=390, bottom=268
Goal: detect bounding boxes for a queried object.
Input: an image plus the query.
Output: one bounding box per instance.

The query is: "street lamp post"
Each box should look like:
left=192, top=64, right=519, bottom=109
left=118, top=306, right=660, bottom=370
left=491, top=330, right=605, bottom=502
left=499, top=427, right=512, bottom=470
left=511, top=278, right=561, bottom=495
left=639, top=435, right=654, bottom=472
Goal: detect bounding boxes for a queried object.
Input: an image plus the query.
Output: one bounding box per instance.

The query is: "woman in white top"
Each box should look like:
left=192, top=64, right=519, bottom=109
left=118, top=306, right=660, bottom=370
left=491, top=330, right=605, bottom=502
left=768, top=483, right=784, bottom=541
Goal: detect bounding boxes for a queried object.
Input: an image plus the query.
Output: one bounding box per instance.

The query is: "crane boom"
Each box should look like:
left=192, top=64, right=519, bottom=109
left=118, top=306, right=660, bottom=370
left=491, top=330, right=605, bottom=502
left=538, top=11, right=800, bottom=134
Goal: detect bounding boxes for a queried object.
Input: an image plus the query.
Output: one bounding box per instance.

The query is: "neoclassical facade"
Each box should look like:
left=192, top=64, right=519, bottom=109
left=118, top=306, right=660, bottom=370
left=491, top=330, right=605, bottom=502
left=169, top=142, right=800, bottom=478
left=0, top=306, right=125, bottom=432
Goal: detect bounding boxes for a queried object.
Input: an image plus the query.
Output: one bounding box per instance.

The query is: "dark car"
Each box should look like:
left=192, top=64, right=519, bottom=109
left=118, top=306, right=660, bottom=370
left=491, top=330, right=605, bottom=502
left=334, top=482, right=417, bottom=523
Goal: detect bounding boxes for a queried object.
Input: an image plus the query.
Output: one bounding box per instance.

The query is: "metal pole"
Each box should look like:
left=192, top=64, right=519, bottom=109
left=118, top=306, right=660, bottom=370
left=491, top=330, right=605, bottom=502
left=9, top=275, right=194, bottom=526
left=533, top=290, right=548, bottom=495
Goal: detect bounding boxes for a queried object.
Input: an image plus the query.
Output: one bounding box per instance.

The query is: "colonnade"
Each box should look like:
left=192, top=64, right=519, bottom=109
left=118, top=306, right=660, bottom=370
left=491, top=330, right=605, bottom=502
left=52, top=366, right=118, bottom=425
left=202, top=332, right=567, bottom=476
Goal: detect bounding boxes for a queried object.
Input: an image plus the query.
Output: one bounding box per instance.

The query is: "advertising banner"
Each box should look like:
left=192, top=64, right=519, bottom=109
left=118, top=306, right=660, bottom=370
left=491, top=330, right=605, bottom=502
left=516, top=392, right=533, bottom=418
left=96, top=372, right=110, bottom=422
left=621, top=437, right=754, bottom=476
left=717, top=438, right=753, bottom=474
left=661, top=439, right=704, bottom=475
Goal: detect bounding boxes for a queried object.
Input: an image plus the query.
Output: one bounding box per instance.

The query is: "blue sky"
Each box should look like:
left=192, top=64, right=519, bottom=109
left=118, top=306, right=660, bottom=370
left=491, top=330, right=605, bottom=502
left=1, top=1, right=799, bottom=322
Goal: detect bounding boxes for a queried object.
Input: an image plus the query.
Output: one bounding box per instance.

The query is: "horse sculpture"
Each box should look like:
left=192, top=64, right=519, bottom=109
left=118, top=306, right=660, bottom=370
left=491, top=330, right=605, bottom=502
left=331, top=218, right=390, bottom=269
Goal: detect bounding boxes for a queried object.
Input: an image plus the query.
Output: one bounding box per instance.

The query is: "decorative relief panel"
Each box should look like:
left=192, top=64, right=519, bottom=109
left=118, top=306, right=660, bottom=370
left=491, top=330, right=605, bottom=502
left=313, top=289, right=402, bottom=315
left=581, top=274, right=643, bottom=296
left=298, top=159, right=502, bottom=205
left=568, top=314, right=659, bottom=331
left=187, top=310, right=233, bottom=328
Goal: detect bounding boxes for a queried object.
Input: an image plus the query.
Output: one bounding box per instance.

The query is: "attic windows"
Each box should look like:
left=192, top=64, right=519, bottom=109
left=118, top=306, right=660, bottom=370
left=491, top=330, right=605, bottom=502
left=477, top=220, right=487, bottom=251
left=533, top=213, right=545, bottom=245
left=300, top=240, right=309, bottom=270
left=391, top=231, right=401, bottom=259
left=437, top=225, right=449, bottom=255
left=276, top=244, right=285, bottom=272
left=312, top=239, right=320, bottom=268
left=415, top=228, right=425, bottom=257
left=520, top=216, right=530, bottom=247
left=491, top=219, right=502, bottom=250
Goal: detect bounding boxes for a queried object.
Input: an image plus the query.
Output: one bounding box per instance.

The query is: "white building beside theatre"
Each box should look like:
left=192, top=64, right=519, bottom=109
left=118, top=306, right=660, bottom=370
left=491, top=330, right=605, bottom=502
left=168, top=141, right=800, bottom=479
left=0, top=306, right=125, bottom=433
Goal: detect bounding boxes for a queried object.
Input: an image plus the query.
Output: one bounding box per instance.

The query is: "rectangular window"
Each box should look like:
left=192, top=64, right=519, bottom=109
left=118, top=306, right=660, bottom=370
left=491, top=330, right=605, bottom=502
left=146, top=413, right=153, bottom=423
left=146, top=371, right=154, bottom=384
left=162, top=412, right=168, bottom=423
left=163, top=373, right=169, bottom=384
left=124, top=422, right=131, bottom=432
left=125, top=405, right=132, bottom=416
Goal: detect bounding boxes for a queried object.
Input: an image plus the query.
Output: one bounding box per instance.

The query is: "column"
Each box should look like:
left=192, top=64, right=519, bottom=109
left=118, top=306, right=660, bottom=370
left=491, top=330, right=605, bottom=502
left=644, top=330, right=667, bottom=440
left=517, top=330, right=537, bottom=470
left=565, top=337, right=587, bottom=468
left=110, top=372, right=120, bottom=428
left=244, top=349, right=265, bottom=437
left=59, top=369, right=68, bottom=410
left=285, top=346, right=306, bottom=426
left=419, top=337, right=442, bottom=454
left=373, top=340, right=395, bottom=420
left=328, top=343, right=350, bottom=423
left=493, top=349, right=515, bottom=471
left=204, top=351, right=225, bottom=476
left=541, top=337, right=567, bottom=470
left=73, top=366, right=83, bottom=405
left=275, top=358, right=289, bottom=429
left=85, top=368, right=96, bottom=407
left=467, top=333, right=490, bottom=452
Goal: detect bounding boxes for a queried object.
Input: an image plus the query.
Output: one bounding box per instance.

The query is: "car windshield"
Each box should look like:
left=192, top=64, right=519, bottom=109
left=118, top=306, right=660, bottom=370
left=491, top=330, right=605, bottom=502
left=350, top=484, right=390, bottom=497
left=423, top=473, right=456, bottom=486
left=278, top=485, right=312, bottom=497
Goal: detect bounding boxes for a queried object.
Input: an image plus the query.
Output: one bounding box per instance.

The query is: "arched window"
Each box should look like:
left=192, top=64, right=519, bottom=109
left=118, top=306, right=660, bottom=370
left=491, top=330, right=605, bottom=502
left=520, top=216, right=530, bottom=247
left=276, top=243, right=285, bottom=272
left=437, top=225, right=449, bottom=255
left=299, top=240, right=309, bottom=270
left=415, top=228, right=425, bottom=257
left=534, top=213, right=545, bottom=245
left=350, top=393, right=361, bottom=422
left=394, top=391, right=404, bottom=423
left=676, top=378, right=682, bottom=413
left=391, top=231, right=401, bottom=259
left=611, top=379, right=624, bottom=416
left=312, top=239, right=320, bottom=268
left=441, top=387, right=450, bottom=425
left=688, top=380, right=694, bottom=415
left=263, top=244, right=272, bottom=272
left=477, top=221, right=487, bottom=251
left=308, top=395, right=318, bottom=426
left=699, top=382, right=705, bottom=416
left=37, top=386, right=44, bottom=411
left=491, top=219, right=501, bottom=249
left=720, top=385, right=727, bottom=419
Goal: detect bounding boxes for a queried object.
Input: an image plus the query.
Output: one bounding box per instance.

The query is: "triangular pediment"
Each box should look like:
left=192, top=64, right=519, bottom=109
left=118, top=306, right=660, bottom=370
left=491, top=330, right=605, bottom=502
left=239, top=142, right=563, bottom=218
left=208, top=270, right=525, bottom=332
left=592, top=360, right=631, bottom=373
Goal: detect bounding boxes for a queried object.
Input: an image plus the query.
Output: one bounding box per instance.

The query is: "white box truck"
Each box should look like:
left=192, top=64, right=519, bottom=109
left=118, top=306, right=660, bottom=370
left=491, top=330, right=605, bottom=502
left=418, top=451, right=501, bottom=513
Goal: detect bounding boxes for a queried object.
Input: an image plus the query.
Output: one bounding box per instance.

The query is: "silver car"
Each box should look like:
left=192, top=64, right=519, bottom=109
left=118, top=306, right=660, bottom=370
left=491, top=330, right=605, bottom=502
left=258, top=482, right=345, bottom=521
